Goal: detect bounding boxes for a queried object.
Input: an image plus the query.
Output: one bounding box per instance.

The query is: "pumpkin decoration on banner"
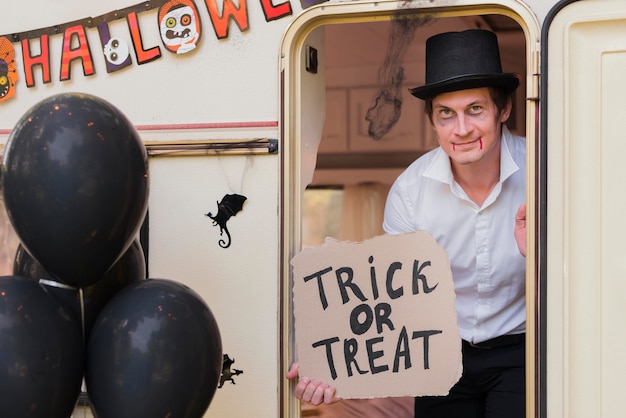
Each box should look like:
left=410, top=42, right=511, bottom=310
left=1, top=92, right=149, bottom=288
left=13, top=239, right=147, bottom=340
left=86, top=279, right=223, bottom=418
left=0, top=276, right=84, bottom=418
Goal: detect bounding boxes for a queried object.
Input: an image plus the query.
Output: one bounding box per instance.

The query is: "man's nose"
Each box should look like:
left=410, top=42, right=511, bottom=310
left=453, top=114, right=473, bottom=136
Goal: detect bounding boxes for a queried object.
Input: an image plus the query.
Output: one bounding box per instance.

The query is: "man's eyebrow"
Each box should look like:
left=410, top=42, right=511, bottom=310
left=433, top=99, right=487, bottom=109
left=466, top=99, right=487, bottom=107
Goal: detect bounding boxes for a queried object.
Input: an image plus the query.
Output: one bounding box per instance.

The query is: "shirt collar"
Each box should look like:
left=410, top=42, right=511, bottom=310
left=423, top=125, right=520, bottom=185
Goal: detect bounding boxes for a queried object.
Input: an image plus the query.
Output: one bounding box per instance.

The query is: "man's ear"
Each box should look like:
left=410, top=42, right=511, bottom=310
left=499, top=98, right=513, bottom=123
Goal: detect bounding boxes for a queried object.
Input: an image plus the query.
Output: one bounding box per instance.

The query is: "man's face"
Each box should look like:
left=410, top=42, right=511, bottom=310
left=430, top=87, right=511, bottom=167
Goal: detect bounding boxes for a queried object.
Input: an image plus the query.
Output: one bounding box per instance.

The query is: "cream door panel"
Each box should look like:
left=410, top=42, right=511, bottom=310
left=546, top=2, right=626, bottom=417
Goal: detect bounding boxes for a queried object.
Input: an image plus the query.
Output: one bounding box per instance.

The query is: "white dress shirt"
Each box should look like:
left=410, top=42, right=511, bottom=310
left=383, top=126, right=526, bottom=343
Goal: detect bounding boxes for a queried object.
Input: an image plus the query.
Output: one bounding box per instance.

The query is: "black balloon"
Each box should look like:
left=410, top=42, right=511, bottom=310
left=82, top=239, right=147, bottom=336
left=1, top=93, right=149, bottom=287
left=13, top=239, right=147, bottom=339
left=86, top=279, right=222, bottom=418
left=0, top=276, right=84, bottom=418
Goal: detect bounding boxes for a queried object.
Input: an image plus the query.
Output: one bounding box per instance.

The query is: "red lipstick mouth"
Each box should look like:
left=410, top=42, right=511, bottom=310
left=452, top=138, right=483, bottom=152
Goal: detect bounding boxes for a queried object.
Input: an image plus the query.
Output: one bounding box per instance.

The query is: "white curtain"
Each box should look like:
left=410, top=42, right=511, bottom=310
left=338, top=182, right=390, bottom=242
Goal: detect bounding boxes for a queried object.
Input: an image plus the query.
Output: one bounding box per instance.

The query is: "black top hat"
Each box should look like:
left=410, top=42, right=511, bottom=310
left=409, top=29, right=520, bottom=100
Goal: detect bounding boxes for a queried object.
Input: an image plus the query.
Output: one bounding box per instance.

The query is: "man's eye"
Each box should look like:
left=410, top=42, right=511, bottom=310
left=469, top=105, right=483, bottom=114
left=439, top=109, right=453, bottom=118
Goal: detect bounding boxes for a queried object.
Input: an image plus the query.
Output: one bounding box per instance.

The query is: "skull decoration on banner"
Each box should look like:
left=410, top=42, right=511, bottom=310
left=1, top=92, right=222, bottom=418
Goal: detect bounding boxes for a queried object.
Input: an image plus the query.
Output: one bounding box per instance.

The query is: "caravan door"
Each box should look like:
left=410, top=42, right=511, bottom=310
left=543, top=1, right=626, bottom=417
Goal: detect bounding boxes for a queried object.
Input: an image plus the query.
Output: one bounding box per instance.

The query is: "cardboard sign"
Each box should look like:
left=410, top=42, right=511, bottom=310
left=291, top=231, right=462, bottom=399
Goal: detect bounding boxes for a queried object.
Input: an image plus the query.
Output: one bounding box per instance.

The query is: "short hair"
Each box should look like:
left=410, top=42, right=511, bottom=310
left=423, top=87, right=513, bottom=125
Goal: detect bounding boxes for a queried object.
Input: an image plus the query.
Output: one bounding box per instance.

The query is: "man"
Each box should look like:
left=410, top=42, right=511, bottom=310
left=288, top=29, right=527, bottom=418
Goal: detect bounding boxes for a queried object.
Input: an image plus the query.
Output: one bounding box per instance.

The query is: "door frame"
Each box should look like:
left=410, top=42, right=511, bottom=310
left=279, top=2, right=541, bottom=416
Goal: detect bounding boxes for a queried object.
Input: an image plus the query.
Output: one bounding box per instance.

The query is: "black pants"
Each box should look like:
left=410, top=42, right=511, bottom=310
left=414, top=334, right=525, bottom=418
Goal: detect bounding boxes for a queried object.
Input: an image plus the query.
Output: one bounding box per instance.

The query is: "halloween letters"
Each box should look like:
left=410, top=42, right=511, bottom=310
left=291, top=231, right=462, bottom=399
left=0, top=0, right=296, bottom=102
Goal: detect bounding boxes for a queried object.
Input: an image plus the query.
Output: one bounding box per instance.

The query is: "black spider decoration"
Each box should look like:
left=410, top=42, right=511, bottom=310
left=205, top=193, right=247, bottom=248
left=219, top=354, right=244, bottom=388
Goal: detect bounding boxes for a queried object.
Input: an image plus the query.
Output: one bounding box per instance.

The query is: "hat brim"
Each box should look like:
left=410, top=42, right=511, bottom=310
left=409, top=73, right=520, bottom=100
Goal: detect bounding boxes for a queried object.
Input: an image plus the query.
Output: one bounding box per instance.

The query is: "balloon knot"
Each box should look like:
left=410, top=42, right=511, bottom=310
left=38, top=279, right=79, bottom=291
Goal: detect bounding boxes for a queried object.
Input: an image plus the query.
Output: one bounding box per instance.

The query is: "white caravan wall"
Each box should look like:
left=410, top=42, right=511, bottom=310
left=1, top=1, right=290, bottom=416
left=148, top=154, right=279, bottom=417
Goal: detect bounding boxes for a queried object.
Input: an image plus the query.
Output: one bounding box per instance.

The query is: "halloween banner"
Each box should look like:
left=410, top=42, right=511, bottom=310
left=0, top=0, right=311, bottom=103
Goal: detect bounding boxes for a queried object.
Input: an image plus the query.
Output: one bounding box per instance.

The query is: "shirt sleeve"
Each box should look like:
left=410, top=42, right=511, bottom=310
left=382, top=181, right=416, bottom=235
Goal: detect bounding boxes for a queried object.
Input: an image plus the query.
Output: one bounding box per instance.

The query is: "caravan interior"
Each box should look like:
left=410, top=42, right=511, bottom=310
left=303, top=14, right=526, bottom=246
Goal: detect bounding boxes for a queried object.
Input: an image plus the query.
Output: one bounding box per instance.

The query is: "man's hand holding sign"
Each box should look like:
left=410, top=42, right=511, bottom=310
left=290, top=231, right=462, bottom=399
